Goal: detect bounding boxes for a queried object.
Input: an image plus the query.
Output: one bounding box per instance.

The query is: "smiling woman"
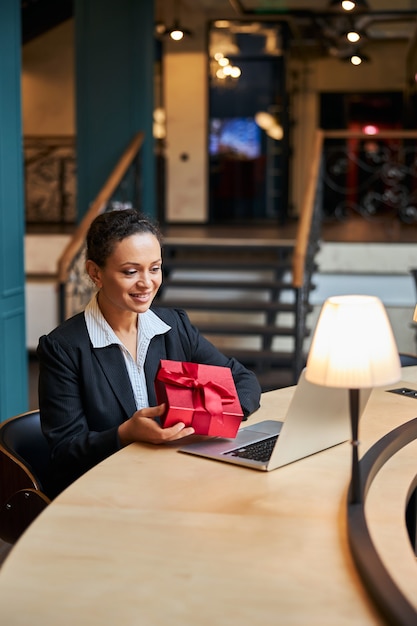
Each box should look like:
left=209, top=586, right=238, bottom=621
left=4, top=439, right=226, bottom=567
left=36, top=209, right=262, bottom=498
left=85, top=219, right=164, bottom=356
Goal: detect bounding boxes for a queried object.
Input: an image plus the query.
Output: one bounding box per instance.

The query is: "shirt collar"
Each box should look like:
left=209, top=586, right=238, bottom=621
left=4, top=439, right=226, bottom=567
left=84, top=294, right=170, bottom=349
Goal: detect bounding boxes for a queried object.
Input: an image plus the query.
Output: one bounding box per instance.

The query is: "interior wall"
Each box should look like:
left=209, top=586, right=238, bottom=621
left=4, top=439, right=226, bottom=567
left=164, top=51, right=208, bottom=222
left=75, top=0, right=156, bottom=219
left=162, top=6, right=208, bottom=223
left=21, top=19, right=75, bottom=135
left=314, top=40, right=408, bottom=92
left=0, top=0, right=28, bottom=420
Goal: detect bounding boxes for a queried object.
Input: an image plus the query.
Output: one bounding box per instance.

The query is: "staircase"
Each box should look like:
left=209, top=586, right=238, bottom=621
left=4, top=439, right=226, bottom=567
left=154, top=236, right=319, bottom=391
left=57, top=131, right=324, bottom=392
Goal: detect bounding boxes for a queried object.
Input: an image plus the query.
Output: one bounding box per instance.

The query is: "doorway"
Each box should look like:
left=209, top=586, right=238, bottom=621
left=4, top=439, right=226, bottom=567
left=208, top=22, right=289, bottom=225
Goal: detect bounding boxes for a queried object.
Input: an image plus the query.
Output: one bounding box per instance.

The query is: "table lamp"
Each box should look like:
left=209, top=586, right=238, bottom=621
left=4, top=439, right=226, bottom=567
left=305, top=295, right=401, bottom=504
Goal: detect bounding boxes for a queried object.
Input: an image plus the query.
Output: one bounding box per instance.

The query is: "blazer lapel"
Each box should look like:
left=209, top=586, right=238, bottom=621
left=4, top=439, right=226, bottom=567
left=144, top=335, right=167, bottom=405
left=92, top=345, right=137, bottom=418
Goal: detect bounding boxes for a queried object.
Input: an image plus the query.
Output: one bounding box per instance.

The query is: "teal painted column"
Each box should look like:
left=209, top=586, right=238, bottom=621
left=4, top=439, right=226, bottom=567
left=0, top=1, right=28, bottom=421
left=75, top=0, right=155, bottom=219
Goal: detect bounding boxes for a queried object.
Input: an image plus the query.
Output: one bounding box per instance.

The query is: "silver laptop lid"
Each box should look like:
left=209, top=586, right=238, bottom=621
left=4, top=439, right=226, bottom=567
left=267, top=370, right=371, bottom=469
left=179, top=369, right=371, bottom=471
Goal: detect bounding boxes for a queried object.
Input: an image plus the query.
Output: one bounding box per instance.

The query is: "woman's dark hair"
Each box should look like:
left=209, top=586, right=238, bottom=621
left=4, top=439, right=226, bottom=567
left=86, top=209, right=162, bottom=267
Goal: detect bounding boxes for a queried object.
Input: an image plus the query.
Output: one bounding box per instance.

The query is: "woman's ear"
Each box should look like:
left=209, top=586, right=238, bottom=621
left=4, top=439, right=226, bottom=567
left=85, top=260, right=102, bottom=288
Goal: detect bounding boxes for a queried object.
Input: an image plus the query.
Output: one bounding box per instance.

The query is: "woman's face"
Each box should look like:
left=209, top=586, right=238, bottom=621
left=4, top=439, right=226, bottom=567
left=89, top=232, right=163, bottom=316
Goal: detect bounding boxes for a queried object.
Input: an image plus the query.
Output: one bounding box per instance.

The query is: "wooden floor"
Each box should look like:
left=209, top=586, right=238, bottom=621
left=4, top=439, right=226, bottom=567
left=28, top=211, right=417, bottom=244
left=162, top=213, right=417, bottom=244
left=319, top=213, right=417, bottom=243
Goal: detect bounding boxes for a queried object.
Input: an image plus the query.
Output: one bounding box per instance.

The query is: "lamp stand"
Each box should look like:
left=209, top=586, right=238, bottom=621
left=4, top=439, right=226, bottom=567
left=349, top=388, right=361, bottom=504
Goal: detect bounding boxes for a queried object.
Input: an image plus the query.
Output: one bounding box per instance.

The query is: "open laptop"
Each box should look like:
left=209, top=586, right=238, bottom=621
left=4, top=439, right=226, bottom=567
left=179, top=369, right=371, bottom=471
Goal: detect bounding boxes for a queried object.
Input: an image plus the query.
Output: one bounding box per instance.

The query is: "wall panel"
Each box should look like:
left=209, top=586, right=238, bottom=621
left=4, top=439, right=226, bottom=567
left=0, top=0, right=28, bottom=420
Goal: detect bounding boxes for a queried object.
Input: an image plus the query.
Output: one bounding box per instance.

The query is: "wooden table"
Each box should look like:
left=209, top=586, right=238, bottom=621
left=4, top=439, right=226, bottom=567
left=2, top=369, right=417, bottom=625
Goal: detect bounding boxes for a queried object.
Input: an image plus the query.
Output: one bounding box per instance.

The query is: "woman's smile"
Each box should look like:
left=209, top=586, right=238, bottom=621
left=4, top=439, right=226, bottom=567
left=129, top=290, right=153, bottom=303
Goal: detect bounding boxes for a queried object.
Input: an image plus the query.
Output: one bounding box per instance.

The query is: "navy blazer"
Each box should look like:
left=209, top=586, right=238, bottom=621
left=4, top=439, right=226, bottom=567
left=37, top=307, right=261, bottom=495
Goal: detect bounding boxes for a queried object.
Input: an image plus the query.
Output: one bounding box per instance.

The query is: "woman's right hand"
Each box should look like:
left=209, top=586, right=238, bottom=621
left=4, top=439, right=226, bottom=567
left=118, top=403, right=195, bottom=446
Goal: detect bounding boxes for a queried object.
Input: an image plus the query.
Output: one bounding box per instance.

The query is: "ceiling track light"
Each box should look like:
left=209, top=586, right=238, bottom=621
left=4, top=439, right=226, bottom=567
left=341, top=48, right=370, bottom=64
left=344, top=21, right=367, bottom=44
left=346, top=29, right=361, bottom=43
left=329, top=0, right=369, bottom=12
left=351, top=52, right=369, bottom=64
left=157, top=0, right=192, bottom=42
left=169, top=22, right=192, bottom=41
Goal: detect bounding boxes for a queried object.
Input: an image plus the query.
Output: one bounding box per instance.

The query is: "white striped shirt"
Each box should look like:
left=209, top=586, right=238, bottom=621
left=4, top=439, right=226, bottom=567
left=84, top=295, right=171, bottom=409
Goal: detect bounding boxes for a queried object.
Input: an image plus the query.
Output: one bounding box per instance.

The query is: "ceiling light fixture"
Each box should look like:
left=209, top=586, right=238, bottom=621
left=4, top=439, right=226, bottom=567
left=350, top=50, right=369, bottom=64
left=255, top=111, right=284, bottom=141
left=346, top=29, right=361, bottom=43
left=342, top=0, right=356, bottom=10
left=158, top=0, right=192, bottom=42
left=329, top=0, right=369, bottom=12
left=339, top=46, right=370, bottom=65
left=254, top=111, right=276, bottom=130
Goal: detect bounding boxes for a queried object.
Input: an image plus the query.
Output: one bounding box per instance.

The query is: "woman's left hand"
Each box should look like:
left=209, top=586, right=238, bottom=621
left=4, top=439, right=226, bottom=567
left=118, top=403, right=195, bottom=446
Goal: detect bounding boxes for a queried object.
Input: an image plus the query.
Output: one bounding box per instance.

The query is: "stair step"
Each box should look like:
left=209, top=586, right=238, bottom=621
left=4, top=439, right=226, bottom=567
left=162, top=258, right=294, bottom=271
left=160, top=278, right=298, bottom=291
left=195, top=323, right=310, bottom=338
left=163, top=239, right=295, bottom=252
left=155, top=238, right=317, bottom=391
left=223, top=349, right=297, bottom=365
left=255, top=368, right=297, bottom=391
left=155, top=299, right=302, bottom=313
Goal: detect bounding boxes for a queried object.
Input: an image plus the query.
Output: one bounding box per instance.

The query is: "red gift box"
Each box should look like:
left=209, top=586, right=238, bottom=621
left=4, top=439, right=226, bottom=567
left=154, top=360, right=243, bottom=437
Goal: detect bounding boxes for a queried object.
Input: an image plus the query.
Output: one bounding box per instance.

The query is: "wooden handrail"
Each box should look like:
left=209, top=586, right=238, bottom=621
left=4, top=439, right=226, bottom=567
left=24, top=135, right=76, bottom=147
left=57, top=131, right=144, bottom=284
left=324, top=129, right=417, bottom=140
left=292, top=129, right=324, bottom=288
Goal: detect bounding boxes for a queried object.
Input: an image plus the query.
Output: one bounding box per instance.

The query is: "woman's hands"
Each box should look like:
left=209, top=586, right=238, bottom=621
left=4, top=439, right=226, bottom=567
left=118, top=403, right=195, bottom=446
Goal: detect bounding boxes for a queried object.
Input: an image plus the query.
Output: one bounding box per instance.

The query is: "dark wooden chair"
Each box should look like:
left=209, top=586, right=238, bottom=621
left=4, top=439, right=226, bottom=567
left=0, top=410, right=52, bottom=544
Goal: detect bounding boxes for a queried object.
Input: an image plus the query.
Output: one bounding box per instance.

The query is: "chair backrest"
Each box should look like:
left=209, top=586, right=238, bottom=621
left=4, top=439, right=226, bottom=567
left=399, top=353, right=417, bottom=367
left=0, top=410, right=53, bottom=543
left=0, top=410, right=52, bottom=493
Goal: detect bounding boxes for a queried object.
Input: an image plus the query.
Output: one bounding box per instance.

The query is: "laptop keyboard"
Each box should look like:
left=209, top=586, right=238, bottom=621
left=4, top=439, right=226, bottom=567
left=224, top=435, right=278, bottom=463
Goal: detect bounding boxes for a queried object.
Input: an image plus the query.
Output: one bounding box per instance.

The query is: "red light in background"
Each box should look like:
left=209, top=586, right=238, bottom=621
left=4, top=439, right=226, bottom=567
left=363, top=124, right=379, bottom=135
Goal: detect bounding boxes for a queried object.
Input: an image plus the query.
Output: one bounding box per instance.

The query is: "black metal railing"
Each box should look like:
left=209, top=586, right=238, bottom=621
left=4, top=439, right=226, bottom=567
left=24, top=136, right=76, bottom=226
left=322, top=130, right=417, bottom=224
